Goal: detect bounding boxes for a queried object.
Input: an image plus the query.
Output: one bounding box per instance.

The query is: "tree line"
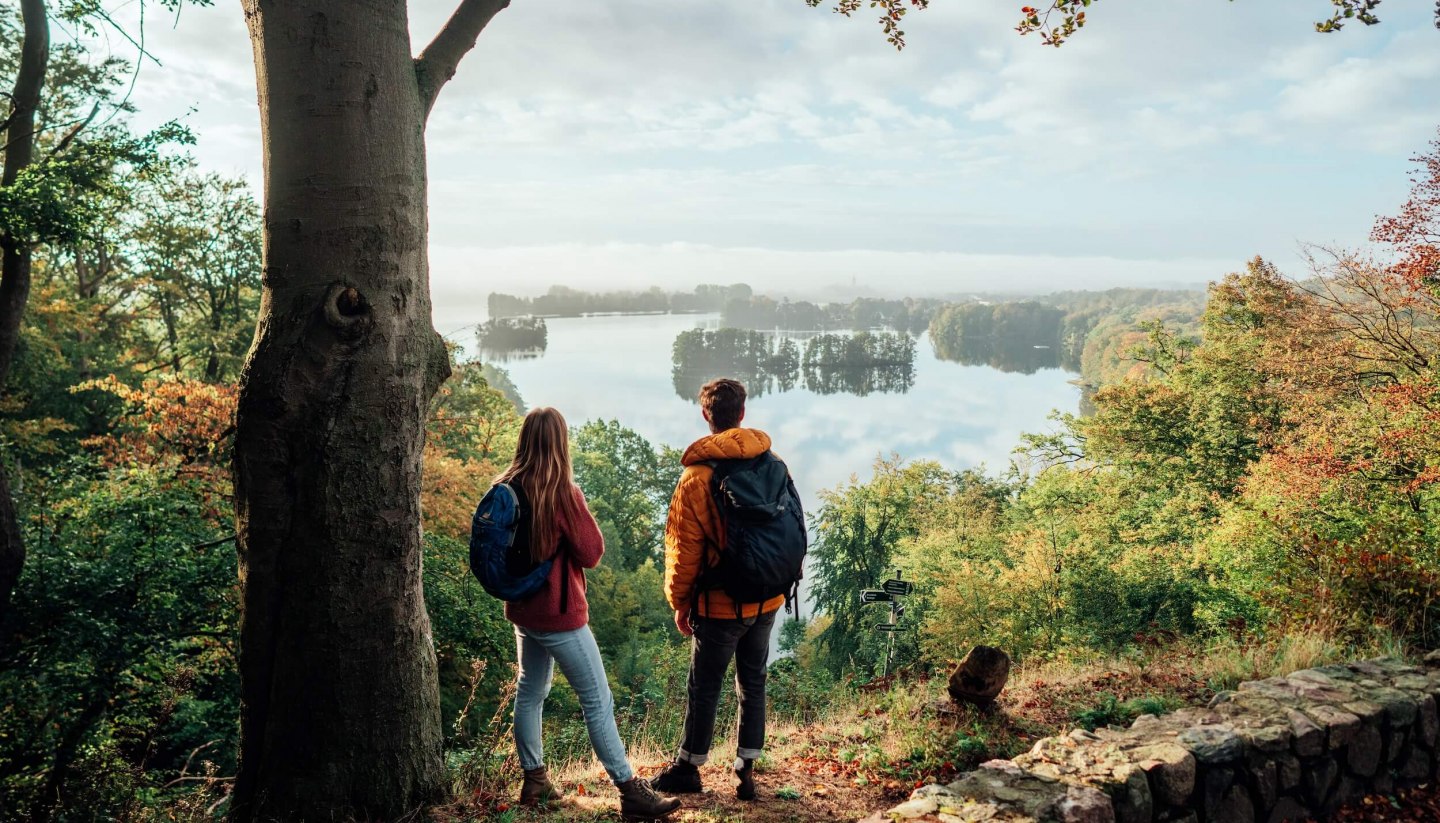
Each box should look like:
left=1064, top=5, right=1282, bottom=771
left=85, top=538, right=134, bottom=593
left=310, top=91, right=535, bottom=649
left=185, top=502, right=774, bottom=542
left=487, top=284, right=753, bottom=318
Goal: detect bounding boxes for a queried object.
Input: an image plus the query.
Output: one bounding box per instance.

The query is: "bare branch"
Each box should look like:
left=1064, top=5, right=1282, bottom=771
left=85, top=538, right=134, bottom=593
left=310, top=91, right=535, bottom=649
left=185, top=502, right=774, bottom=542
left=414, top=0, right=510, bottom=120
left=45, top=101, right=101, bottom=159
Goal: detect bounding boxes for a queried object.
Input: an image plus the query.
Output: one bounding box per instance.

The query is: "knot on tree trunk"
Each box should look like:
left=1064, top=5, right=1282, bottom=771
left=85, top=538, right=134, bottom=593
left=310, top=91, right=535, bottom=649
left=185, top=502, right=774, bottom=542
left=323, top=283, right=372, bottom=339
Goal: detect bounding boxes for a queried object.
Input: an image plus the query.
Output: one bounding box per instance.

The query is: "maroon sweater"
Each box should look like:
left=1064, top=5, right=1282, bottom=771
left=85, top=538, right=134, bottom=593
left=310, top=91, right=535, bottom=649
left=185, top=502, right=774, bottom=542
left=505, top=484, right=605, bottom=633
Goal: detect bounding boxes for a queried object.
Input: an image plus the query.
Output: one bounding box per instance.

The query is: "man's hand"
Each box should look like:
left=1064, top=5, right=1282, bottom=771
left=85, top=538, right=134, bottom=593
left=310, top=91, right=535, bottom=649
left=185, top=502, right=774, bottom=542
left=674, top=608, right=694, bottom=638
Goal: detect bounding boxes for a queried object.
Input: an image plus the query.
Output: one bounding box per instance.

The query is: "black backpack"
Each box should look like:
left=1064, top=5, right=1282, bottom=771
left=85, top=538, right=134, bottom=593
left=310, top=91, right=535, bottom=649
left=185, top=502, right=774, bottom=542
left=697, top=451, right=807, bottom=614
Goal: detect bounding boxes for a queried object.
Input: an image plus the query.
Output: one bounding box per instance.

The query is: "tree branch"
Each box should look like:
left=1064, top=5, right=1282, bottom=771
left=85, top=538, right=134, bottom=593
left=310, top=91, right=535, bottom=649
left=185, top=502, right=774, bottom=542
left=414, top=0, right=510, bottom=120
left=45, top=101, right=101, bottom=159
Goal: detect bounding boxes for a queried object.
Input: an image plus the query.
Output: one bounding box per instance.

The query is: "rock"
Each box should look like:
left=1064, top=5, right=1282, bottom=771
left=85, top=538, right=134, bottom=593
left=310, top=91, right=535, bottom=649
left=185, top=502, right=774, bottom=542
left=1401, top=749, right=1431, bottom=782
left=1178, top=725, right=1242, bottom=765
left=1418, top=695, right=1438, bottom=747
left=1274, top=753, right=1301, bottom=792
left=1290, top=670, right=1337, bottom=687
left=1302, top=757, right=1338, bottom=807
left=1347, top=725, right=1383, bottom=777
left=1285, top=709, right=1324, bottom=757
left=1250, top=760, right=1278, bottom=812
left=1112, top=764, right=1152, bottom=823
left=888, top=796, right=940, bottom=818
left=1367, top=687, right=1419, bottom=727
left=948, top=645, right=1011, bottom=707
left=1386, top=728, right=1409, bottom=765
left=1201, top=768, right=1234, bottom=820
left=1301, top=705, right=1361, bottom=750
left=1343, top=699, right=1386, bottom=727
left=1208, top=691, right=1237, bottom=709
left=1423, top=649, right=1440, bottom=670
left=1215, top=785, right=1257, bottom=823
left=1055, top=785, right=1116, bottom=823
left=1335, top=775, right=1364, bottom=810
left=1268, top=797, right=1311, bottom=823
left=1132, top=743, right=1196, bottom=805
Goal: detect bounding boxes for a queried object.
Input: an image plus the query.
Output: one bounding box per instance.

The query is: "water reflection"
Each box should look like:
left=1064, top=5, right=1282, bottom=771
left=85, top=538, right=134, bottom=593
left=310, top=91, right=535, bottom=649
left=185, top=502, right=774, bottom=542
left=929, top=336, right=1078, bottom=375
left=671, top=329, right=915, bottom=401
left=478, top=317, right=548, bottom=362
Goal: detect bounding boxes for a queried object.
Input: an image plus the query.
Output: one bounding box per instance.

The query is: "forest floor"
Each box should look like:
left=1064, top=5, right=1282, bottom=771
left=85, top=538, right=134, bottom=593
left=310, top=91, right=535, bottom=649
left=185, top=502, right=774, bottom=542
left=430, top=633, right=1392, bottom=821
left=429, top=639, right=1286, bottom=822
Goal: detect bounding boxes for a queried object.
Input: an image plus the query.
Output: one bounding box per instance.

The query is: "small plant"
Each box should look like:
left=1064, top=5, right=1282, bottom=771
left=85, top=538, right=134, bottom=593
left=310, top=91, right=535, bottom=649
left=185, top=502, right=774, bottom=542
left=1073, top=692, right=1181, bottom=731
left=775, top=786, right=802, bottom=801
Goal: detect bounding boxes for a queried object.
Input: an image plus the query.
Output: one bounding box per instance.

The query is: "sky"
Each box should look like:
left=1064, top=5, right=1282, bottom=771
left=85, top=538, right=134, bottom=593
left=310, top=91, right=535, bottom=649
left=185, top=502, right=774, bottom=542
left=101, top=0, right=1440, bottom=331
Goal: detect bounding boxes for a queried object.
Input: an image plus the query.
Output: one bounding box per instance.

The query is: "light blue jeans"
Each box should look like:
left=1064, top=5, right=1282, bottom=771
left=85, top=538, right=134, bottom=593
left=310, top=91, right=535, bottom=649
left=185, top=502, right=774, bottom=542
left=513, top=624, right=635, bottom=785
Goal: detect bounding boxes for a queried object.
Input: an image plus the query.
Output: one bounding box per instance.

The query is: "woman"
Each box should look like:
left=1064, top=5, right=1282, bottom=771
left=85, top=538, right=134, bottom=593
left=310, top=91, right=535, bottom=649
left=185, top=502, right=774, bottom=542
left=498, top=407, right=680, bottom=820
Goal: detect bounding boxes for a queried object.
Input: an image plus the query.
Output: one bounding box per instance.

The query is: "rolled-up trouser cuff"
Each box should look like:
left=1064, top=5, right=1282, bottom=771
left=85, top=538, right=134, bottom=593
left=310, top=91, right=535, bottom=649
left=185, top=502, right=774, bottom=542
left=736, top=747, right=763, bottom=761
left=677, top=748, right=709, bottom=766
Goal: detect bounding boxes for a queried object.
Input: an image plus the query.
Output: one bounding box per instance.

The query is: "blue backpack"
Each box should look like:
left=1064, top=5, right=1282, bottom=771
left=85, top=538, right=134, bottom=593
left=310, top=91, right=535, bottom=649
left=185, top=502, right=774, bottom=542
left=469, top=482, right=554, bottom=602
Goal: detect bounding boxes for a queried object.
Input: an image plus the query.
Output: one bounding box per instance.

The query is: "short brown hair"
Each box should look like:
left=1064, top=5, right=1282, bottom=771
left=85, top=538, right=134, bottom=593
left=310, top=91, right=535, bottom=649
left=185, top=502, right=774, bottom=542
left=699, top=378, right=746, bottom=432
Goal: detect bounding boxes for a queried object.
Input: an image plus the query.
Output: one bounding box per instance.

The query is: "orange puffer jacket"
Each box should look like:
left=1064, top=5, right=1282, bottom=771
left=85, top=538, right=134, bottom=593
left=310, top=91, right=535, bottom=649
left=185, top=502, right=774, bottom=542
left=663, top=427, right=787, bottom=620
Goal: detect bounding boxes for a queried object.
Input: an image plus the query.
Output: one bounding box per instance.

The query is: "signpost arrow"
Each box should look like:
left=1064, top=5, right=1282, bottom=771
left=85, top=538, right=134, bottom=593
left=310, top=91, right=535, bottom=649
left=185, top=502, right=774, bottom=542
left=860, top=589, right=893, bottom=604
left=882, top=578, right=914, bottom=597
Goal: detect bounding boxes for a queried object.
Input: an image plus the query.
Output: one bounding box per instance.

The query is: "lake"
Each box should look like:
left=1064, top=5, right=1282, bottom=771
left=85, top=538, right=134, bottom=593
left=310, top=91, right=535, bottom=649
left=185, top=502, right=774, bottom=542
left=486, top=313, right=1083, bottom=526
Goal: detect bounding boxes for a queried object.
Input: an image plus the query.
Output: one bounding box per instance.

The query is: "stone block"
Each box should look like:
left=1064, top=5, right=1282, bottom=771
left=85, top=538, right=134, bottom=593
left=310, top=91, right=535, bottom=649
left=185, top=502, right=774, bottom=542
left=1274, top=753, right=1301, bottom=792
left=1366, top=687, right=1419, bottom=728
left=1267, top=797, right=1311, bottom=823
left=1347, top=725, right=1384, bottom=776
left=1393, top=674, right=1432, bottom=695
left=1302, top=757, right=1338, bottom=807
left=1300, top=704, right=1361, bottom=749
left=1387, top=728, right=1410, bottom=764
left=1112, top=764, right=1152, bottom=823
left=1212, top=786, right=1256, bottom=823
left=1249, top=760, right=1278, bottom=812
left=1401, top=749, right=1432, bottom=782
left=1344, top=699, right=1387, bottom=727
left=1335, top=775, right=1364, bottom=809
left=1055, top=785, right=1116, bottom=823
left=1201, top=768, right=1234, bottom=821
left=1179, top=726, right=1243, bottom=765
left=1133, top=743, right=1197, bottom=806
left=1285, top=710, right=1324, bottom=757
left=1420, top=696, right=1439, bottom=748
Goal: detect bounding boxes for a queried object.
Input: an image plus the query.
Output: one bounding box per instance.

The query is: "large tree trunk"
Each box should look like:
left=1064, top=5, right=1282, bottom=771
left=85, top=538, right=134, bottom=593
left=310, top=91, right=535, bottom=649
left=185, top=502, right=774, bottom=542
left=0, top=0, right=51, bottom=629
left=231, top=2, right=450, bottom=818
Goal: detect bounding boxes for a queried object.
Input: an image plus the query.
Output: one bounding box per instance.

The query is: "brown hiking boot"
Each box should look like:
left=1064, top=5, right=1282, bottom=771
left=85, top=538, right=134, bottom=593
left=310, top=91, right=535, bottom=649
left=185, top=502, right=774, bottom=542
left=618, top=776, right=682, bottom=820
left=520, top=766, right=560, bottom=806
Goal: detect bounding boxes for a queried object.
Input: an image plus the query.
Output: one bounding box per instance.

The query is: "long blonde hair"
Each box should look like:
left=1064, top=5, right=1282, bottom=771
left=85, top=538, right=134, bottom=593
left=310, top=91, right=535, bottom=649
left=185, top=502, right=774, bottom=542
left=497, top=407, right=579, bottom=563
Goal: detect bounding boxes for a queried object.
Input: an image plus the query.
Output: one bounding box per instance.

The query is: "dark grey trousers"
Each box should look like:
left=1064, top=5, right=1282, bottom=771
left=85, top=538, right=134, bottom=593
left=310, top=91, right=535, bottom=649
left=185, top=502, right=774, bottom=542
left=676, top=608, right=778, bottom=765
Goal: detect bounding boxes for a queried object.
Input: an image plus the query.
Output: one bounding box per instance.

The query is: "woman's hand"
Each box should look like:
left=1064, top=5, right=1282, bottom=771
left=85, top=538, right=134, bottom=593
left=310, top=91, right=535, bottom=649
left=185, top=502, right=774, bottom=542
left=674, top=608, right=694, bottom=638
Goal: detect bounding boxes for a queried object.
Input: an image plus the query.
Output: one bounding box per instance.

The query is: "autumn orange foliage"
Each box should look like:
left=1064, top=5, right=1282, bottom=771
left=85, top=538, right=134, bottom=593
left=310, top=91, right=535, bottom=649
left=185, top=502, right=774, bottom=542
left=74, top=375, right=238, bottom=519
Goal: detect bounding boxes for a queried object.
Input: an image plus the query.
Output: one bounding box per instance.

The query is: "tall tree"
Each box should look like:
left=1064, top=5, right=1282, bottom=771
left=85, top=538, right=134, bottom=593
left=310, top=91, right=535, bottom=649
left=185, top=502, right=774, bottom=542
left=231, top=1, right=509, bottom=817
left=0, top=0, right=49, bottom=628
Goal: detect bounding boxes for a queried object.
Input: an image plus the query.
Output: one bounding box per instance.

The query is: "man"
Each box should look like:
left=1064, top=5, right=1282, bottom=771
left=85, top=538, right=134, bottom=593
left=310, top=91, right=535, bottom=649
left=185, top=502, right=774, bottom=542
left=651, top=378, right=805, bottom=801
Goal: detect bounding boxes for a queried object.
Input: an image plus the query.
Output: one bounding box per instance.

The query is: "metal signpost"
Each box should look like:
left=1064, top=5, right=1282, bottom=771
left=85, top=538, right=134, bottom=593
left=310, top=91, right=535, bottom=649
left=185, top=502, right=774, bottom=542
left=860, top=569, right=913, bottom=677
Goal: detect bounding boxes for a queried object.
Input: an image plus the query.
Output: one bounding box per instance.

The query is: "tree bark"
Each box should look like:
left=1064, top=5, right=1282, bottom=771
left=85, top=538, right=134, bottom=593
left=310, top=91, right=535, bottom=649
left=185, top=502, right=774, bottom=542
left=0, top=0, right=50, bottom=629
left=230, top=1, right=464, bottom=818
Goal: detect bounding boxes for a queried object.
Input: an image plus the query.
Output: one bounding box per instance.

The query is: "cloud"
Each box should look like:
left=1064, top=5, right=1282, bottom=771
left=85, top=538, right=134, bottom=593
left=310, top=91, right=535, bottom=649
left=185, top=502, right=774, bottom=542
left=84, top=0, right=1438, bottom=301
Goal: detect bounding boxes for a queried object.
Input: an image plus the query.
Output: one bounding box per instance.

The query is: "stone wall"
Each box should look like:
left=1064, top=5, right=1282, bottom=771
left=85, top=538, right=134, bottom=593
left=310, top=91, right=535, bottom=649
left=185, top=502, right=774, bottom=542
left=864, top=654, right=1440, bottom=823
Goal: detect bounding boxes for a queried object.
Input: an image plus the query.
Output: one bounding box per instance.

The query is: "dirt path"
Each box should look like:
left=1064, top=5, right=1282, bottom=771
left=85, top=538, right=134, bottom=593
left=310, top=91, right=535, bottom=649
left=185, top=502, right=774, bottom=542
left=438, top=755, right=903, bottom=822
